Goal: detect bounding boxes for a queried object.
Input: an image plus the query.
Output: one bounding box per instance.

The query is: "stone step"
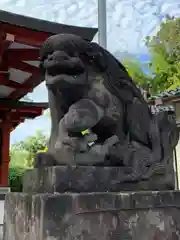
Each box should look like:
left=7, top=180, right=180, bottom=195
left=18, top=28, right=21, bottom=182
left=23, top=166, right=175, bottom=194
left=3, top=191, right=180, bottom=240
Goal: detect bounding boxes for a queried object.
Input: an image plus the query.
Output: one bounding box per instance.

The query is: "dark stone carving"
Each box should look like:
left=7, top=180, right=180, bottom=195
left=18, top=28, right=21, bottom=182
left=34, top=33, right=178, bottom=184
left=23, top=165, right=175, bottom=193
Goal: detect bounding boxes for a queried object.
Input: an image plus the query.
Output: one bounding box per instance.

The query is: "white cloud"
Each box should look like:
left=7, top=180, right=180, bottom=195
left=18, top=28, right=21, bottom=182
left=1, top=0, right=180, bottom=54
left=3, top=0, right=179, bottom=143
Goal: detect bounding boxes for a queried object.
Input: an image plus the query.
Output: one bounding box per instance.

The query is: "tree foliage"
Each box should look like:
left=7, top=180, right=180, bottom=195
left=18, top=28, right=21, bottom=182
left=123, top=58, right=152, bottom=90
left=123, top=16, right=180, bottom=95
left=9, top=130, right=48, bottom=191
left=10, top=130, right=48, bottom=168
left=9, top=167, right=25, bottom=192
left=146, top=16, right=180, bottom=92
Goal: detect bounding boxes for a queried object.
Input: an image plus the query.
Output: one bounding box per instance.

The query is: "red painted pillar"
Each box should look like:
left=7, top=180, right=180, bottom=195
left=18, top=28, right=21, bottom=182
left=0, top=121, right=11, bottom=186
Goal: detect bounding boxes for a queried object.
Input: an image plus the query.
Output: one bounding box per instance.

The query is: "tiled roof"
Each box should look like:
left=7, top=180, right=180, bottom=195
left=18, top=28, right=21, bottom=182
left=149, top=87, right=180, bottom=100
left=0, top=9, right=97, bottom=101
left=149, top=105, right=175, bottom=114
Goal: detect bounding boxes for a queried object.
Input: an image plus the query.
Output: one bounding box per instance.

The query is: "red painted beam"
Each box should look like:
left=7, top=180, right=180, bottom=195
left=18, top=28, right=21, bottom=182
left=8, top=58, right=40, bottom=74
left=0, top=106, right=43, bottom=113
left=2, top=23, right=50, bottom=47
left=0, top=41, right=11, bottom=63
left=0, top=29, right=15, bottom=69
left=13, top=110, right=42, bottom=117
left=0, top=72, right=32, bottom=89
left=11, top=118, right=32, bottom=122
left=13, top=109, right=43, bottom=114
left=0, top=39, right=12, bottom=67
left=0, top=120, right=11, bottom=186
left=8, top=73, right=43, bottom=99
left=0, top=25, right=46, bottom=99
left=1, top=80, right=31, bottom=89
left=6, top=48, right=40, bottom=61
left=1, top=111, right=43, bottom=121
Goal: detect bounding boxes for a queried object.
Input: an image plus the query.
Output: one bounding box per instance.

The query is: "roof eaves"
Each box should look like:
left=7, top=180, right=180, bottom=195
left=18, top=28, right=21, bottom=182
left=0, top=10, right=98, bottom=41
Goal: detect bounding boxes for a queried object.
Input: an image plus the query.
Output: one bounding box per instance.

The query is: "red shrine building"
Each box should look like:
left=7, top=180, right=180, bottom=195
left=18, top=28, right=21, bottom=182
left=0, top=10, right=97, bottom=187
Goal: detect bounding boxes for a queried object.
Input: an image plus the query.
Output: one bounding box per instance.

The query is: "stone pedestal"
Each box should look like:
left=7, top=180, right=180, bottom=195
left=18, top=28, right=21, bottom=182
left=3, top=167, right=180, bottom=240
left=23, top=166, right=175, bottom=193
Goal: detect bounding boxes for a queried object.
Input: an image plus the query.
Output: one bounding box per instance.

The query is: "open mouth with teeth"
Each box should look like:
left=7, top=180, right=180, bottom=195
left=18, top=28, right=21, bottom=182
left=43, top=51, right=91, bottom=112
left=43, top=50, right=87, bottom=90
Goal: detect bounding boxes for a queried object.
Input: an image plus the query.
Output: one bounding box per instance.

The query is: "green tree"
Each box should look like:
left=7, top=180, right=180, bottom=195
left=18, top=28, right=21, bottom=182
left=10, top=148, right=29, bottom=168
left=123, top=16, right=180, bottom=95
left=122, top=58, right=152, bottom=92
left=9, top=130, right=48, bottom=192
left=10, top=130, right=48, bottom=168
left=145, top=16, right=180, bottom=92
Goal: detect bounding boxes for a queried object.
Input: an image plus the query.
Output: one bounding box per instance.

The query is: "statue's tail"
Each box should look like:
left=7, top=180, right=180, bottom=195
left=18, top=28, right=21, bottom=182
left=150, top=105, right=179, bottom=156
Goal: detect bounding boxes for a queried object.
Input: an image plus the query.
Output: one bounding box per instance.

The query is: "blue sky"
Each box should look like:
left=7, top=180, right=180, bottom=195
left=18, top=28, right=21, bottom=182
left=0, top=0, right=179, bottom=144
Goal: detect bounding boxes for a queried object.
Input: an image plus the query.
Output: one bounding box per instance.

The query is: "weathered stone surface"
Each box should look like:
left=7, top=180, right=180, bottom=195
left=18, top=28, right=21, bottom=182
left=34, top=33, right=179, bottom=185
left=3, top=191, right=180, bottom=240
left=23, top=166, right=175, bottom=193
left=3, top=193, right=32, bottom=240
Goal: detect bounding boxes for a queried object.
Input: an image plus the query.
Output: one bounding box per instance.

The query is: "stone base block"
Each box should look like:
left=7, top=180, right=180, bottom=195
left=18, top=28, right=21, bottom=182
left=3, top=191, right=180, bottom=240
left=23, top=166, right=175, bottom=193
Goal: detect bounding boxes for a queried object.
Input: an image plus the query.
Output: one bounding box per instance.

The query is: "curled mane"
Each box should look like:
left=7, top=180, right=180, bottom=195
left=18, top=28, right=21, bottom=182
left=39, top=33, right=147, bottom=108
left=89, top=42, right=148, bottom=106
left=39, top=34, right=91, bottom=74
left=35, top=33, right=178, bottom=188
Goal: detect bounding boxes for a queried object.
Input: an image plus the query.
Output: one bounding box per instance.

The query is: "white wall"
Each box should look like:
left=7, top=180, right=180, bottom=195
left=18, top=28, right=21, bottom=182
left=0, top=201, right=4, bottom=239
left=175, top=138, right=180, bottom=188
left=174, top=102, right=180, bottom=188
left=0, top=201, right=4, bottom=225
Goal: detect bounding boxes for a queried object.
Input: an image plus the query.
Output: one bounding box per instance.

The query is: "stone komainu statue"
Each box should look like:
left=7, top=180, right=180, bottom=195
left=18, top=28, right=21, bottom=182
left=35, top=33, right=179, bottom=184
